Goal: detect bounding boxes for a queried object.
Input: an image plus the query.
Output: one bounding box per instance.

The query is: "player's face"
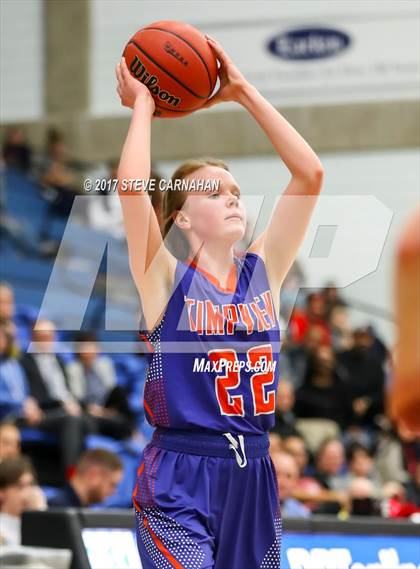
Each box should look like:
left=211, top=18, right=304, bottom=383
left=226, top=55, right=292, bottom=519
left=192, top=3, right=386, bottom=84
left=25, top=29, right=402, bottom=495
left=180, top=166, right=246, bottom=245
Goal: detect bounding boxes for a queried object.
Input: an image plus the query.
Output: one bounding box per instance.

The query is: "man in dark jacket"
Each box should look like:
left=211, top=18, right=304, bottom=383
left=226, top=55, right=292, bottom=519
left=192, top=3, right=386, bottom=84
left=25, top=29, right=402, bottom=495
left=19, top=320, right=90, bottom=477
left=49, top=449, right=123, bottom=508
left=338, top=327, right=385, bottom=427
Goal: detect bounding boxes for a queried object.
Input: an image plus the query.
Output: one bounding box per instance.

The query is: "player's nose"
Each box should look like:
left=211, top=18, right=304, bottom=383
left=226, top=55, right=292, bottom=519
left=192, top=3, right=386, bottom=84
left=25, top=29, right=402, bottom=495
left=226, top=193, right=239, bottom=207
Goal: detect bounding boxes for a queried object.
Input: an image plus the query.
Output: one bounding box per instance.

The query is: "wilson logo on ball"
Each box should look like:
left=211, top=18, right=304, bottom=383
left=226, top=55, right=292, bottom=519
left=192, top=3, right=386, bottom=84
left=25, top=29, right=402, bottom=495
left=129, top=55, right=181, bottom=107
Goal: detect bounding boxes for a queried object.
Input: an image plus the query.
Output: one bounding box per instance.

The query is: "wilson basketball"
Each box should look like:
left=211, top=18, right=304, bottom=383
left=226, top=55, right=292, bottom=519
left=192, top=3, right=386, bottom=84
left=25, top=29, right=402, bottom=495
left=122, top=20, right=219, bottom=118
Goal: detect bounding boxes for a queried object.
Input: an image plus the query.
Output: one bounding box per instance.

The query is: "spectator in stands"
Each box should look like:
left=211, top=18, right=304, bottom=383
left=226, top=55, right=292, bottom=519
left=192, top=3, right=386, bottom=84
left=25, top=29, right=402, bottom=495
left=289, top=292, right=331, bottom=346
left=328, top=303, right=353, bottom=352
left=0, top=282, right=15, bottom=325
left=271, top=450, right=311, bottom=518
left=291, top=438, right=348, bottom=514
left=85, top=159, right=124, bottom=239
left=294, top=345, right=354, bottom=431
left=20, top=319, right=81, bottom=417
left=282, top=434, right=310, bottom=477
left=39, top=129, right=81, bottom=215
left=48, top=449, right=123, bottom=508
left=342, top=442, right=382, bottom=494
left=348, top=477, right=380, bottom=516
left=269, top=432, right=283, bottom=456
left=405, top=463, right=420, bottom=507
left=0, top=421, right=20, bottom=462
left=2, top=128, right=32, bottom=174
left=338, top=327, right=385, bottom=429
left=286, top=324, right=324, bottom=389
left=314, top=438, right=347, bottom=490
left=281, top=434, right=343, bottom=512
left=86, top=162, right=163, bottom=239
left=0, top=322, right=35, bottom=422
left=0, top=456, right=46, bottom=545
left=67, top=331, right=134, bottom=439
left=381, top=480, right=420, bottom=518
left=333, top=442, right=381, bottom=496
left=0, top=282, right=33, bottom=350
left=279, top=260, right=305, bottom=322
left=322, top=282, right=346, bottom=320
left=9, top=320, right=90, bottom=478
left=271, top=380, right=299, bottom=439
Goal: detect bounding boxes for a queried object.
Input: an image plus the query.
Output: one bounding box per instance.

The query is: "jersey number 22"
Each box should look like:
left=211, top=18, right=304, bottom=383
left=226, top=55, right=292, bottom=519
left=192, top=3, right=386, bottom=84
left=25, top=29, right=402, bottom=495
left=208, top=344, right=275, bottom=416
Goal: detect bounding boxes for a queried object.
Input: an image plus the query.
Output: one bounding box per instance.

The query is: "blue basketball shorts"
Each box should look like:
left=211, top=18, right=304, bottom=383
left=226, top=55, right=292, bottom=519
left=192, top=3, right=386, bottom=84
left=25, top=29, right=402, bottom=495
left=133, top=428, right=282, bottom=569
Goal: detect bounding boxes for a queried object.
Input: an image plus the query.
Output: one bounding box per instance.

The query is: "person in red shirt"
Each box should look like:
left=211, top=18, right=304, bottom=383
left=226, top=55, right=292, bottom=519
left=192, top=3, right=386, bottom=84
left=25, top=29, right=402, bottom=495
left=290, top=292, right=331, bottom=345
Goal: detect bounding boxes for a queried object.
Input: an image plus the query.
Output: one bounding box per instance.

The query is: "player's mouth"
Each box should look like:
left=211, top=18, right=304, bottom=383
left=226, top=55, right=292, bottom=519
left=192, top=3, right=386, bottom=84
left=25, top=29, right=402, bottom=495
left=225, top=214, right=243, bottom=221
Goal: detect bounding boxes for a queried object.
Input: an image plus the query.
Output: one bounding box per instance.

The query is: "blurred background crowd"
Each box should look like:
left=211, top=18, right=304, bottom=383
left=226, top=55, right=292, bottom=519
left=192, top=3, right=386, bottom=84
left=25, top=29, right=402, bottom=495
left=0, top=127, right=419, bottom=547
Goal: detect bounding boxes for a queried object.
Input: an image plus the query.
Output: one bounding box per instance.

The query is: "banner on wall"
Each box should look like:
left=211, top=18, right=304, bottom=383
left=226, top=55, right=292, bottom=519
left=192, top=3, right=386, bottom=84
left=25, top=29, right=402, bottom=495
left=90, top=1, right=420, bottom=115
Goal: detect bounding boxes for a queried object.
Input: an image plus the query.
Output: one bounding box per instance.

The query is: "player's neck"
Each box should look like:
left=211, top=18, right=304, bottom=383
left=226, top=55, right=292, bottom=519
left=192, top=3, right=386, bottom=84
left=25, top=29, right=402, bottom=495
left=188, top=246, right=236, bottom=281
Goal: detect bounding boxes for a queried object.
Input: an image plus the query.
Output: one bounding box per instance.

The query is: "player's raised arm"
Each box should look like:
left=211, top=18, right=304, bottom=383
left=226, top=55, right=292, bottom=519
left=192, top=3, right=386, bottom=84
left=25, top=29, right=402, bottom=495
left=205, top=37, right=324, bottom=291
left=115, top=57, right=175, bottom=296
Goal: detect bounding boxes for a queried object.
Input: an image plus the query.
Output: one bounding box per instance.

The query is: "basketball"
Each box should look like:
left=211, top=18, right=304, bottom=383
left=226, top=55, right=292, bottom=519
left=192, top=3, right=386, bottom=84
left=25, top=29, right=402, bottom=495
left=122, top=20, right=219, bottom=118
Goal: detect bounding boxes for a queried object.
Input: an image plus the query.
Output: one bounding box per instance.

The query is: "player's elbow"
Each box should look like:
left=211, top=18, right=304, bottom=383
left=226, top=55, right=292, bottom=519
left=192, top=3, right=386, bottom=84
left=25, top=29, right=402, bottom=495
left=303, top=163, right=324, bottom=194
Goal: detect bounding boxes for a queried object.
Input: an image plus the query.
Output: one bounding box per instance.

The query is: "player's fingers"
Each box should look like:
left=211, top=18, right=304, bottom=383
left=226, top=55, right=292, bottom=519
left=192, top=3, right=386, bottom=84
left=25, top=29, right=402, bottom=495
left=120, top=57, right=130, bottom=80
left=115, top=63, right=122, bottom=83
left=205, top=35, right=231, bottom=65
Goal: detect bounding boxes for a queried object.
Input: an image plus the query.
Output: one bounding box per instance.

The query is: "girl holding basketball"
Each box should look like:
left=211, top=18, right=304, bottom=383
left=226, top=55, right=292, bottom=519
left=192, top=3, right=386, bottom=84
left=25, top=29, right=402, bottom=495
left=116, top=35, right=323, bottom=569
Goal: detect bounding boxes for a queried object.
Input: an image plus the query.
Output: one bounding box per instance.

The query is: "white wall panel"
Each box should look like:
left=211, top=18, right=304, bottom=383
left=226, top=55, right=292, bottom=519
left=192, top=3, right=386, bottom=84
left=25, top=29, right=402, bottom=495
left=1, top=0, right=44, bottom=122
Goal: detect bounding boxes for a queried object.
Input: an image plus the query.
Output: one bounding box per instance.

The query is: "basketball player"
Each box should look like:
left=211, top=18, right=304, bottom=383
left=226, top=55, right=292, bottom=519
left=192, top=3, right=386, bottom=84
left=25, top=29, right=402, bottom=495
left=116, top=36, right=323, bottom=569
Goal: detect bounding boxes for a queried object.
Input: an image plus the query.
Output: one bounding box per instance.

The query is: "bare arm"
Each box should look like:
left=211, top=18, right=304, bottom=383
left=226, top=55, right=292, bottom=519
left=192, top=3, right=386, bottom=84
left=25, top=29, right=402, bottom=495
left=116, top=58, right=176, bottom=308
left=205, top=37, right=324, bottom=292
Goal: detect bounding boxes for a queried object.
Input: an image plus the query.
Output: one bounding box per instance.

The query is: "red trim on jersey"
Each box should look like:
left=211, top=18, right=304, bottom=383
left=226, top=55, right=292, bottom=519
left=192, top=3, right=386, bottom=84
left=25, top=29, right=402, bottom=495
left=139, top=332, right=155, bottom=353
left=144, top=398, right=154, bottom=421
left=143, top=516, right=186, bottom=569
left=185, top=256, right=238, bottom=293
left=133, top=496, right=142, bottom=513
left=132, top=461, right=145, bottom=505
left=137, top=461, right=145, bottom=477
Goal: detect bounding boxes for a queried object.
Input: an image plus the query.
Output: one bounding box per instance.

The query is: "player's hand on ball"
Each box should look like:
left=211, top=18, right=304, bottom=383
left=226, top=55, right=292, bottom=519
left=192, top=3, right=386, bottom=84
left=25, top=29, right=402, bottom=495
left=116, top=57, right=155, bottom=114
left=203, top=35, right=249, bottom=108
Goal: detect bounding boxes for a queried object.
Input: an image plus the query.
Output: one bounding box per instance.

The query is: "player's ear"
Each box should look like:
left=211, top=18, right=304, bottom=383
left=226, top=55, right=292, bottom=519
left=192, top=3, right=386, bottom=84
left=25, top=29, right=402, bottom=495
left=173, top=209, right=191, bottom=230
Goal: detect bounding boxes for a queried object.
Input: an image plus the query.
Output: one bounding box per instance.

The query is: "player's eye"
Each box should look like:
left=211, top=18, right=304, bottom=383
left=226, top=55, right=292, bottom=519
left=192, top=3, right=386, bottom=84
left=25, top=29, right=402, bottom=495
left=208, top=192, right=220, bottom=199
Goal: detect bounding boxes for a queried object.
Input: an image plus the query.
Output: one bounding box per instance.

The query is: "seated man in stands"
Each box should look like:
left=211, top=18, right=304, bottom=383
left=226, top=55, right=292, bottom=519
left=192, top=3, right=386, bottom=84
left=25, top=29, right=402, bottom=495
left=67, top=331, right=134, bottom=440
left=0, top=456, right=46, bottom=545
left=294, top=345, right=354, bottom=432
left=271, top=450, right=311, bottom=518
left=2, top=127, right=32, bottom=173
left=338, top=326, right=386, bottom=433
left=39, top=128, right=81, bottom=217
left=0, top=321, right=88, bottom=480
left=48, top=449, right=123, bottom=508
left=271, top=379, right=300, bottom=440
left=289, top=436, right=349, bottom=514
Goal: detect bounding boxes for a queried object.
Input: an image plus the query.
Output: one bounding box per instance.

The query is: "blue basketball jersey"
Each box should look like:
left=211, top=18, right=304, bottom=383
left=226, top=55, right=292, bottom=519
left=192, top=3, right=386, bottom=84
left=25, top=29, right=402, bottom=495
left=139, top=252, right=281, bottom=434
